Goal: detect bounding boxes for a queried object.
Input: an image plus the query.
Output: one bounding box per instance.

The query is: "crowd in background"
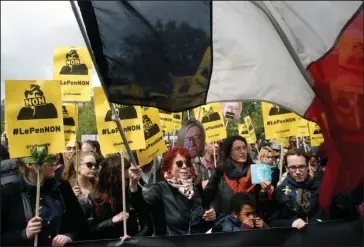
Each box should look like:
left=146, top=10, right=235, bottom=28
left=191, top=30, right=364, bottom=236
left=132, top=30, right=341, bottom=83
left=1, top=119, right=363, bottom=246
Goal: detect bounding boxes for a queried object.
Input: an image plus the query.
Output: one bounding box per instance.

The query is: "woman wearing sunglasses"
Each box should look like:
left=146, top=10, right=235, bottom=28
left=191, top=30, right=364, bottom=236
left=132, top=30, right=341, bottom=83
left=62, top=151, right=97, bottom=198
left=81, top=153, right=152, bottom=240
left=129, top=148, right=216, bottom=236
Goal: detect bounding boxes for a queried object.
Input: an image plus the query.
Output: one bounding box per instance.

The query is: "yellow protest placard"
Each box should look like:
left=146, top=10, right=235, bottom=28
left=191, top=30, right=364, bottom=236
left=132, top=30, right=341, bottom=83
left=93, top=87, right=146, bottom=155
left=53, top=46, right=92, bottom=102
left=159, top=110, right=173, bottom=133
left=136, top=108, right=167, bottom=166
left=5, top=80, right=65, bottom=158
left=62, top=103, right=78, bottom=146
left=238, top=124, right=256, bottom=144
left=296, top=115, right=310, bottom=137
left=308, top=121, right=324, bottom=147
left=172, top=112, right=183, bottom=130
left=274, top=136, right=290, bottom=148
left=261, top=102, right=298, bottom=139
left=193, top=103, right=226, bottom=142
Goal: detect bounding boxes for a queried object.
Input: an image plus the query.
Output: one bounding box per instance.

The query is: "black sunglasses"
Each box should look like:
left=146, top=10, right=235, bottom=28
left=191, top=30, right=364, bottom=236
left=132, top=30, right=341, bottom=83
left=82, top=162, right=99, bottom=169
left=175, top=160, right=193, bottom=168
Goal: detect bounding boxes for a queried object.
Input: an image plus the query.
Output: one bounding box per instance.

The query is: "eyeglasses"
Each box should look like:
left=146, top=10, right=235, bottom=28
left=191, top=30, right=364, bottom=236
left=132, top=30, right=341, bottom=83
left=81, top=162, right=98, bottom=169
left=232, top=146, right=247, bottom=152
left=287, top=165, right=307, bottom=172
left=184, top=135, right=201, bottom=145
left=175, top=160, right=193, bottom=168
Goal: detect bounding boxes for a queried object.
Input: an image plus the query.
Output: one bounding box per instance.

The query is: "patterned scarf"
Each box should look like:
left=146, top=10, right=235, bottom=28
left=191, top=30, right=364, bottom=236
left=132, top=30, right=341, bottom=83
left=164, top=172, right=195, bottom=199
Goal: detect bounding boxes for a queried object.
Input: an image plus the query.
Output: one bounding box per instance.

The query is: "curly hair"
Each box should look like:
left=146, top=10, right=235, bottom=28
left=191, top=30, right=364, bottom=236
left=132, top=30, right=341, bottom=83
left=161, top=148, right=196, bottom=178
left=283, top=148, right=309, bottom=168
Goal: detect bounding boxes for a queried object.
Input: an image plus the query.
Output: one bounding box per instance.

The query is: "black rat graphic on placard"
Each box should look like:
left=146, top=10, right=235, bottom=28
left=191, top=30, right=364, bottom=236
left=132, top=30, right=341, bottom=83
left=173, top=113, right=181, bottom=120
left=105, top=104, right=137, bottom=122
left=143, top=115, right=160, bottom=140
left=59, top=49, right=88, bottom=75
left=201, top=106, right=221, bottom=123
left=241, top=129, right=249, bottom=135
left=313, top=124, right=322, bottom=135
left=246, top=118, right=253, bottom=131
left=159, top=109, right=170, bottom=114
left=62, top=106, right=75, bottom=126
left=268, top=105, right=291, bottom=116
left=17, top=84, right=58, bottom=120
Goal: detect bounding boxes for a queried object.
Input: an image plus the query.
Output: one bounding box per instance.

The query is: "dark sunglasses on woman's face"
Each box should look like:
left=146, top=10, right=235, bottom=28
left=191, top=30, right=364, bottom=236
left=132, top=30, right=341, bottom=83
left=83, top=162, right=98, bottom=169
left=175, top=160, right=192, bottom=168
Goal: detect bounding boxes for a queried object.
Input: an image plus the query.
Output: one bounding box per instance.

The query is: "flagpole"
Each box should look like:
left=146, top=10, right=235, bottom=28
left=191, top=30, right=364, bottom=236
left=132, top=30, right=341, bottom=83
left=279, top=140, right=284, bottom=182
left=120, top=150, right=128, bottom=238
left=70, top=1, right=137, bottom=167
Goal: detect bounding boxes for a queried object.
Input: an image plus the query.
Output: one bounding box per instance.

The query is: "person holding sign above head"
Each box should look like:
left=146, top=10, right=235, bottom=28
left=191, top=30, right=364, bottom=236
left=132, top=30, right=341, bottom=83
left=1, top=151, right=87, bottom=246
left=128, top=148, right=216, bottom=236
left=80, top=154, right=153, bottom=240
left=176, top=119, right=207, bottom=186
left=203, top=136, right=274, bottom=222
left=269, top=149, right=324, bottom=229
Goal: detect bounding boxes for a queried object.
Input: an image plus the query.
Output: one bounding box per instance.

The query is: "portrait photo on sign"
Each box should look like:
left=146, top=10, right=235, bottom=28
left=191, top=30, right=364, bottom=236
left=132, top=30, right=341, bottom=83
left=62, top=106, right=75, bottom=126
left=17, top=84, right=58, bottom=120
left=268, top=104, right=291, bottom=116
left=201, top=106, right=221, bottom=123
left=59, top=48, right=88, bottom=75
left=143, top=115, right=160, bottom=140
left=222, top=102, right=242, bottom=120
left=104, top=105, right=137, bottom=122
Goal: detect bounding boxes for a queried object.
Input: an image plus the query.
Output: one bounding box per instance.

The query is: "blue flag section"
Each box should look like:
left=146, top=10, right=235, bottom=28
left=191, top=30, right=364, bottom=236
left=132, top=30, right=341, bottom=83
left=77, top=1, right=212, bottom=112
left=70, top=217, right=363, bottom=246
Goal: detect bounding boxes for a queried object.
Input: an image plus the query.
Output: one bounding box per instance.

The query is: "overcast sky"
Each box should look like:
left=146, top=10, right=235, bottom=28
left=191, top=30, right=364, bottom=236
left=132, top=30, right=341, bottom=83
left=1, top=1, right=101, bottom=100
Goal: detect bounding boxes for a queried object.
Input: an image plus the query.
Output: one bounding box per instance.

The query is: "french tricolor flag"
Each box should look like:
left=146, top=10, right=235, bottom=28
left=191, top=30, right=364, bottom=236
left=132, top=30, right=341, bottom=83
left=73, top=1, right=363, bottom=209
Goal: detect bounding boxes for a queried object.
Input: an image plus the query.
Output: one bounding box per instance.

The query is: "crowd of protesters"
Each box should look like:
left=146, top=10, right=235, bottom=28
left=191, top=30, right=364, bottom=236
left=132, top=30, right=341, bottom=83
left=1, top=119, right=363, bottom=246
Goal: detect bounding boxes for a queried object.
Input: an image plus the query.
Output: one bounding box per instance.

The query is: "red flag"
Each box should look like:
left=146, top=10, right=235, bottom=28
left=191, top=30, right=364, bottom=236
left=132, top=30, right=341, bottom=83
left=305, top=8, right=363, bottom=210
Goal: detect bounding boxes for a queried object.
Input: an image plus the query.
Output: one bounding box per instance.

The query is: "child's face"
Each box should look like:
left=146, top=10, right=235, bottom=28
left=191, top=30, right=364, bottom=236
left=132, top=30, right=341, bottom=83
left=235, top=204, right=256, bottom=223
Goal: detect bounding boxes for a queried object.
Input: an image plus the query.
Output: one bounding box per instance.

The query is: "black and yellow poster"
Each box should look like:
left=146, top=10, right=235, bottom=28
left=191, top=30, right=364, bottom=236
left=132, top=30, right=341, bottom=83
left=94, top=87, right=145, bottom=154
left=238, top=123, right=256, bottom=144
left=308, top=121, right=324, bottom=147
left=193, top=103, right=226, bottom=142
left=5, top=80, right=65, bottom=158
left=296, top=115, right=310, bottom=137
left=62, top=103, right=78, bottom=146
left=53, top=46, right=92, bottom=102
left=262, top=102, right=298, bottom=139
left=137, top=108, right=167, bottom=167
left=172, top=112, right=182, bottom=130
left=159, top=110, right=173, bottom=133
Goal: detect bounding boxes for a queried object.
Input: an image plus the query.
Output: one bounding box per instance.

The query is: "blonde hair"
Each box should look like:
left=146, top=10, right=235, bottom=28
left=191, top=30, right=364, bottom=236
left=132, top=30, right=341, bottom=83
left=62, top=151, right=95, bottom=186
left=258, top=147, right=274, bottom=162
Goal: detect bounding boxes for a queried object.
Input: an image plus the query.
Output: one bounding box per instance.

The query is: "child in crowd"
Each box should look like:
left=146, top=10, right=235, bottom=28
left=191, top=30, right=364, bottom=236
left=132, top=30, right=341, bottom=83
left=212, top=192, right=269, bottom=232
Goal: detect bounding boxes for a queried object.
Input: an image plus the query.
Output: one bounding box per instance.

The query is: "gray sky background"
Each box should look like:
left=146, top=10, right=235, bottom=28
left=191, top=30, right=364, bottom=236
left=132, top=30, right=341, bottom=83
left=1, top=1, right=101, bottom=100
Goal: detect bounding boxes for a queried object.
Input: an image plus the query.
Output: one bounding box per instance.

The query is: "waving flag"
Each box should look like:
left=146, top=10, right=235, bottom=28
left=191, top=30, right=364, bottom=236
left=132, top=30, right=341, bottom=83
left=74, top=1, right=363, bottom=209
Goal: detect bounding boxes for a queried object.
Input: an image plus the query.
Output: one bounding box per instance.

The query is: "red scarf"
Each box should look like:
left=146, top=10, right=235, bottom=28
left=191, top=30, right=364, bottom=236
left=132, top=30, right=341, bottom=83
left=224, top=167, right=256, bottom=193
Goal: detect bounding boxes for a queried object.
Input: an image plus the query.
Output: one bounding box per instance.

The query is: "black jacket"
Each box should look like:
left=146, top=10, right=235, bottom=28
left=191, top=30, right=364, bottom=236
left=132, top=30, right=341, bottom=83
left=1, top=177, right=87, bottom=246
left=0, top=159, right=21, bottom=187
left=79, top=189, right=153, bottom=240
left=268, top=175, right=324, bottom=227
left=131, top=180, right=213, bottom=236
left=204, top=166, right=272, bottom=221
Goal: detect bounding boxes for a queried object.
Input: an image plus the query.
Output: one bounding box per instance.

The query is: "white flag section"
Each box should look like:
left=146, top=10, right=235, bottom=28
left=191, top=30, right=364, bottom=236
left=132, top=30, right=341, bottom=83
left=207, top=1, right=361, bottom=116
